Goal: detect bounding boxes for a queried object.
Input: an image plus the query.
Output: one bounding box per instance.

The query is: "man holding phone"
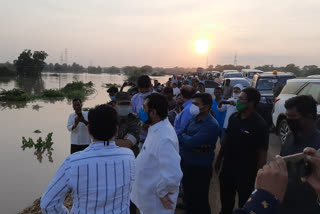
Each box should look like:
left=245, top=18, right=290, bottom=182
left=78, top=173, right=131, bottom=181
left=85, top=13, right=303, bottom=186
left=67, top=98, right=91, bottom=154
left=280, top=95, right=320, bottom=213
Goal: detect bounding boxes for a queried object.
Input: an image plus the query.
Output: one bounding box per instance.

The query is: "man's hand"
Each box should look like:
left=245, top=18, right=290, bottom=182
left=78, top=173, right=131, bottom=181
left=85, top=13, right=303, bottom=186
left=255, top=156, right=288, bottom=202
left=301, top=147, right=320, bottom=197
left=218, top=101, right=227, bottom=108
left=160, top=192, right=174, bottom=209
left=229, top=101, right=236, bottom=106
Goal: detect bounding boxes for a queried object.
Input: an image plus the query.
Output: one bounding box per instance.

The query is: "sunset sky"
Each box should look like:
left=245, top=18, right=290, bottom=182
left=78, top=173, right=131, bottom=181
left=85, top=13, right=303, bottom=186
left=0, top=0, right=320, bottom=67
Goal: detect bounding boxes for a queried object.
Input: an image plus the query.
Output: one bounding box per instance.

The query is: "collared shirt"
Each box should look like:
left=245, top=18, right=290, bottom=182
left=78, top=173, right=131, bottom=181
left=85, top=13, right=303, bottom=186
left=233, top=189, right=279, bottom=214
left=67, top=111, right=91, bottom=145
left=131, top=119, right=182, bottom=214
left=178, top=114, right=220, bottom=167
left=211, top=98, right=226, bottom=130
left=279, top=129, right=320, bottom=214
left=40, top=141, right=135, bottom=214
left=174, top=99, right=194, bottom=135
left=222, top=112, right=269, bottom=177
left=218, top=97, right=238, bottom=129
left=131, top=92, right=152, bottom=114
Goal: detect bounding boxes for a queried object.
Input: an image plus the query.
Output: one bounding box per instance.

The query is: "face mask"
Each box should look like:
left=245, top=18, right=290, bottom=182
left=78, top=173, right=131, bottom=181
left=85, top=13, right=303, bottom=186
left=233, top=93, right=240, bottom=99
left=116, top=105, right=131, bottom=116
left=110, top=96, right=116, bottom=101
left=286, top=118, right=300, bottom=133
left=139, top=91, right=152, bottom=99
left=139, top=107, right=150, bottom=123
left=236, top=101, right=246, bottom=112
left=189, top=104, right=200, bottom=116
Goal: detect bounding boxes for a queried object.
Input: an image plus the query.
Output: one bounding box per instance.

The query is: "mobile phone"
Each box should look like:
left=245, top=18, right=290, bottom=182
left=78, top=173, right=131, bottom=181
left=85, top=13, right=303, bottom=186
left=283, top=152, right=311, bottom=178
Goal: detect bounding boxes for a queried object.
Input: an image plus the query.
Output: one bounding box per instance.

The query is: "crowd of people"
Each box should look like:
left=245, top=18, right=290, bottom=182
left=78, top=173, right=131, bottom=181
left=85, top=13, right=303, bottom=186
left=40, top=73, right=320, bottom=214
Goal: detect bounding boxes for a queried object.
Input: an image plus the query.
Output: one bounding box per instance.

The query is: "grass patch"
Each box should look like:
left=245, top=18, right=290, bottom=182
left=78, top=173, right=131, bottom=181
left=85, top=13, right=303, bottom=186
left=104, top=83, right=121, bottom=88
left=0, top=81, right=95, bottom=103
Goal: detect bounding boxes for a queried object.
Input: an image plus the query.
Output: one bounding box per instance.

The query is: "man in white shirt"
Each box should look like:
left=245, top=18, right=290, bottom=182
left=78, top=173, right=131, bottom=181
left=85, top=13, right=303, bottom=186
left=218, top=84, right=243, bottom=140
left=172, top=82, right=180, bottom=96
left=41, top=104, right=135, bottom=214
left=67, top=98, right=91, bottom=154
left=132, top=93, right=183, bottom=214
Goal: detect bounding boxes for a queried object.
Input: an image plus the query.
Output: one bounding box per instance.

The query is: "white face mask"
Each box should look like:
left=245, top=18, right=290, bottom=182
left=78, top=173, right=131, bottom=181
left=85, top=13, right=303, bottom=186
left=189, top=104, right=200, bottom=116
left=233, top=93, right=240, bottom=99
left=116, top=105, right=131, bottom=116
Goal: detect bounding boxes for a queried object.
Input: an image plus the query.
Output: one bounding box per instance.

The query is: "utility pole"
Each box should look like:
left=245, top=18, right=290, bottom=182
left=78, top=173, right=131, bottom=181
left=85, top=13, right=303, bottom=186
left=234, top=52, right=238, bottom=67
left=64, top=48, right=68, bottom=65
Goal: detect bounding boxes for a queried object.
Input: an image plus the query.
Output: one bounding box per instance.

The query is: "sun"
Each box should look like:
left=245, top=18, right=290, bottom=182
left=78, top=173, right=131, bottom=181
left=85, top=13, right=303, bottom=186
left=194, top=38, right=210, bottom=54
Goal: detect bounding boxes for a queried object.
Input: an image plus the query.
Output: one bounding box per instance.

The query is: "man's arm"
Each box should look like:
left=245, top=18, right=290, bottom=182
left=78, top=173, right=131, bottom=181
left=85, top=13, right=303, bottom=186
left=156, top=138, right=183, bottom=209
left=40, top=158, right=71, bottom=214
left=256, top=124, right=269, bottom=170
left=178, top=124, right=218, bottom=149
left=67, top=115, right=77, bottom=131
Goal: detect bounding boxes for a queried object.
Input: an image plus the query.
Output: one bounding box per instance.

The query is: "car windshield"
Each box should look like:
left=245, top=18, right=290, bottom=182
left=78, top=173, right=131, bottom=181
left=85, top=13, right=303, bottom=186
left=257, top=78, right=274, bottom=90
left=204, top=81, right=219, bottom=88
left=224, top=73, right=243, bottom=78
left=231, top=80, right=250, bottom=87
left=248, top=72, right=262, bottom=78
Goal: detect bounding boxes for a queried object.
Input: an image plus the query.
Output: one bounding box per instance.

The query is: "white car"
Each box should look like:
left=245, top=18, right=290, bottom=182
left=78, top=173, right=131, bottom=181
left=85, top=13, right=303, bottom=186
left=272, top=77, right=320, bottom=144
left=241, top=69, right=263, bottom=84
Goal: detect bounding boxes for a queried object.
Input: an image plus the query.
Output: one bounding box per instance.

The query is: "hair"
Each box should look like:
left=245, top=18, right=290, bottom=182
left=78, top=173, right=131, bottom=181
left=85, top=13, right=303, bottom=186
left=180, top=85, right=196, bottom=99
left=242, top=87, right=261, bottom=106
left=137, top=75, right=152, bottom=89
left=226, top=79, right=231, bottom=83
left=214, top=87, right=223, bottom=92
left=72, top=98, right=82, bottom=104
left=192, top=93, right=213, bottom=106
left=285, top=95, right=317, bottom=119
left=88, top=104, right=118, bottom=141
left=163, top=87, right=173, bottom=94
left=172, top=82, right=178, bottom=87
left=146, top=93, right=168, bottom=120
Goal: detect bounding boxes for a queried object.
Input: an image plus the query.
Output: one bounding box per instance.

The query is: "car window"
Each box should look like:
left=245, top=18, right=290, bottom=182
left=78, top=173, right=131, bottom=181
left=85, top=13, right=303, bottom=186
left=256, top=78, right=273, bottom=90
left=281, top=81, right=306, bottom=94
left=224, top=73, right=243, bottom=78
left=279, top=76, right=295, bottom=85
left=298, top=83, right=320, bottom=103
left=231, top=80, right=250, bottom=88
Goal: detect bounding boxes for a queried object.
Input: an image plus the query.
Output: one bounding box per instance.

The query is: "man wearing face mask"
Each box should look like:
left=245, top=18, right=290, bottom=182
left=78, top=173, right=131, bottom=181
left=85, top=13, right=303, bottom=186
left=215, top=87, right=269, bottom=214
left=218, top=84, right=243, bottom=140
left=174, top=85, right=197, bottom=135
left=279, top=95, right=320, bottom=214
left=131, top=93, right=183, bottom=214
left=114, top=92, right=140, bottom=155
left=178, top=93, right=220, bottom=214
left=107, top=86, right=119, bottom=101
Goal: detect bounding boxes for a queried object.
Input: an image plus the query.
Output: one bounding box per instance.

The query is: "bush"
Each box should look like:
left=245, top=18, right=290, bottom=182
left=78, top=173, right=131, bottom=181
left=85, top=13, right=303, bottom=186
left=0, top=88, right=30, bottom=101
left=42, top=89, right=64, bottom=98
left=0, top=66, right=16, bottom=76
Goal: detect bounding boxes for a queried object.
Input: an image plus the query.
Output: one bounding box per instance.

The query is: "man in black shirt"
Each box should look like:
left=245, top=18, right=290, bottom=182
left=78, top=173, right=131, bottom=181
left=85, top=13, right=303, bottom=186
left=215, top=87, right=269, bottom=214
left=280, top=95, right=320, bottom=214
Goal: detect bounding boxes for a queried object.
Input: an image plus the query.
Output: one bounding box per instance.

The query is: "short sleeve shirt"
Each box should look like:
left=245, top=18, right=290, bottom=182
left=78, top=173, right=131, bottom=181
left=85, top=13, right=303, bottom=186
left=222, top=112, right=269, bottom=177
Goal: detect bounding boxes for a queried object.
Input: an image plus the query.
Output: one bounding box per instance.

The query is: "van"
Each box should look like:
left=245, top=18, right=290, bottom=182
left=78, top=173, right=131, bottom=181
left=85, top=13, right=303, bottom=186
left=241, top=69, right=263, bottom=84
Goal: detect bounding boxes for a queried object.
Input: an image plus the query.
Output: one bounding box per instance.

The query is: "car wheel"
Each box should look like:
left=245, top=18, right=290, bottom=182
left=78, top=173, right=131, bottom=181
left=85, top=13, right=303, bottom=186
left=278, top=119, right=290, bottom=145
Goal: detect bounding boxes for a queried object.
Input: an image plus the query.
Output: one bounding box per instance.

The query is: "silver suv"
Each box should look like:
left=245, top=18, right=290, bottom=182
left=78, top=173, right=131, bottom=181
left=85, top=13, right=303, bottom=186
left=272, top=77, right=320, bottom=144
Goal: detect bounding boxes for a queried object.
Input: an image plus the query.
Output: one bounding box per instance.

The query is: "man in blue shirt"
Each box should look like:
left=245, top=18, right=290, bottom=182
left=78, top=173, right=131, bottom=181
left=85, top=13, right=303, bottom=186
left=174, top=85, right=196, bottom=135
left=178, top=93, right=220, bottom=214
left=211, top=87, right=226, bottom=132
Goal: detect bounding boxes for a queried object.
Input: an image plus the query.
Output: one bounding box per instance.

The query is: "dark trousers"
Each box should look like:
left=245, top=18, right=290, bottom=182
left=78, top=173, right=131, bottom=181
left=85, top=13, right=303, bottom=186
left=181, top=161, right=212, bottom=214
left=71, top=144, right=89, bottom=154
left=219, top=170, right=255, bottom=214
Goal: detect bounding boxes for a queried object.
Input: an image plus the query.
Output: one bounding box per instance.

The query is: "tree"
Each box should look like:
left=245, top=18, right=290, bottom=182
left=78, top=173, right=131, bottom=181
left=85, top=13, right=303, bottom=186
left=285, top=64, right=301, bottom=76
left=105, top=66, right=120, bottom=74
left=14, top=50, right=48, bottom=76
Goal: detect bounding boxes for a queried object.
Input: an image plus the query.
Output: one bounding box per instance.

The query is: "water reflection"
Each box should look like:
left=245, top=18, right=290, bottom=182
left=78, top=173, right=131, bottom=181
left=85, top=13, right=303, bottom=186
left=15, top=76, right=45, bottom=94
left=0, top=100, right=28, bottom=110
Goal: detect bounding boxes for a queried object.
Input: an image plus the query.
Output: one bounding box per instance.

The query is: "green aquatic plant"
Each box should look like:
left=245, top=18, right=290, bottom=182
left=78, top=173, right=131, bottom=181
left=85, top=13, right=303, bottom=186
left=32, top=104, right=42, bottom=111
left=0, top=88, right=30, bottom=101
left=33, top=129, right=41, bottom=133
left=104, top=83, right=121, bottom=88
left=21, top=132, right=54, bottom=162
left=42, top=89, right=64, bottom=98
left=60, top=81, right=95, bottom=99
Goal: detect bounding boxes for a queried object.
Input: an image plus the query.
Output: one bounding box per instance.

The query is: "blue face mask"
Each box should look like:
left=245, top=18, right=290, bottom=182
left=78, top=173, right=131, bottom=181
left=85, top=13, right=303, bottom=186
left=138, top=107, right=149, bottom=123
left=110, top=96, right=116, bottom=101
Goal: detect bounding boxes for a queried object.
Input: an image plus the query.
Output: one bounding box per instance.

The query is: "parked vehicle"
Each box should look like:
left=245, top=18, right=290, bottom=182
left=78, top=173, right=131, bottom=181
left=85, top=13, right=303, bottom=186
left=272, top=77, right=320, bottom=144
left=222, top=70, right=238, bottom=77
left=204, top=80, right=220, bottom=98
left=251, top=72, right=296, bottom=127
left=241, top=69, right=263, bottom=84
left=222, top=72, right=243, bottom=79
left=222, top=78, right=250, bottom=88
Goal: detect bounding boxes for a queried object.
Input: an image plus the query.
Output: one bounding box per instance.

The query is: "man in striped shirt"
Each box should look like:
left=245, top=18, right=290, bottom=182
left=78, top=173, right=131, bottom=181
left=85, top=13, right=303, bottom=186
left=41, top=104, right=135, bottom=214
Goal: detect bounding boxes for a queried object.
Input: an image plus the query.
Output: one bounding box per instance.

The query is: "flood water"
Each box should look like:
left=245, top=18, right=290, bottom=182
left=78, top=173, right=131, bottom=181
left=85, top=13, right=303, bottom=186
left=0, top=73, right=170, bottom=214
